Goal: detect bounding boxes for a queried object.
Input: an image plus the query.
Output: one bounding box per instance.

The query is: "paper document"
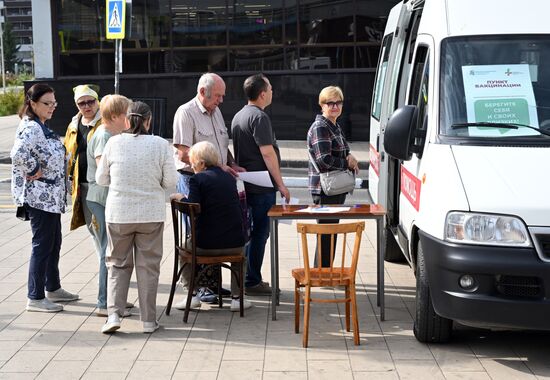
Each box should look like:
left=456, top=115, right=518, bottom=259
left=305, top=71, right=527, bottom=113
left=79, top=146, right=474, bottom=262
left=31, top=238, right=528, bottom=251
left=238, top=171, right=273, bottom=188
left=296, top=206, right=351, bottom=213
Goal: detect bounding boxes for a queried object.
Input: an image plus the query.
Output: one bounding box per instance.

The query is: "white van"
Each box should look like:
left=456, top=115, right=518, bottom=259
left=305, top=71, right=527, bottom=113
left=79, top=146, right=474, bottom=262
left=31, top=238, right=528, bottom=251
left=369, top=0, right=550, bottom=342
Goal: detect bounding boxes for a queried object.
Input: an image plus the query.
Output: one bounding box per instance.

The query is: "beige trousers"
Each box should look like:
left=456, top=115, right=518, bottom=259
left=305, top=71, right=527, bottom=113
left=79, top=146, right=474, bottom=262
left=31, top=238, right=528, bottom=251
left=106, top=222, right=164, bottom=322
left=181, top=244, right=245, bottom=296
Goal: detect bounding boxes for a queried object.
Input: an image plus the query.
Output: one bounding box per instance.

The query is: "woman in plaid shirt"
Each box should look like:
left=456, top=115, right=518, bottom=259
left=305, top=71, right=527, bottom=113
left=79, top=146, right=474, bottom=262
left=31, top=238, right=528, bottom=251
left=306, top=86, right=359, bottom=267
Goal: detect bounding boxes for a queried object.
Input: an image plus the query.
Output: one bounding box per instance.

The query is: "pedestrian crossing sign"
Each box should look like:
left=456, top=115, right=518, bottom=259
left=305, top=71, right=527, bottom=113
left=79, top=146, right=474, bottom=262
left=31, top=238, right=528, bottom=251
left=106, top=0, right=126, bottom=39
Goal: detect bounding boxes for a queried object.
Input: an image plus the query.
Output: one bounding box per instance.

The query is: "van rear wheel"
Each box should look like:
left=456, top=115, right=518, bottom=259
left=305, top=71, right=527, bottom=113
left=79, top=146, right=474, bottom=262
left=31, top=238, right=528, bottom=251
left=384, top=226, right=405, bottom=262
left=413, top=240, right=452, bottom=343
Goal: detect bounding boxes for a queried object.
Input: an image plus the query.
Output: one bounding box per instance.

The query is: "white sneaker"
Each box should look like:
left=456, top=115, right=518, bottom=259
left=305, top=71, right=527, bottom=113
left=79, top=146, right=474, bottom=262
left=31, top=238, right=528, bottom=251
left=143, top=321, right=160, bottom=333
left=26, top=298, right=63, bottom=313
left=230, top=298, right=252, bottom=312
left=174, top=294, right=201, bottom=310
left=96, top=308, right=132, bottom=317
left=46, top=288, right=79, bottom=302
left=101, top=314, right=121, bottom=334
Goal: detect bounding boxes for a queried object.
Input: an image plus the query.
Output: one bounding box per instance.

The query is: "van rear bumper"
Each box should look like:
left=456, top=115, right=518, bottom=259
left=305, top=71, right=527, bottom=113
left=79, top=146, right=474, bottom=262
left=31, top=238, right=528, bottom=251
left=418, top=231, right=550, bottom=330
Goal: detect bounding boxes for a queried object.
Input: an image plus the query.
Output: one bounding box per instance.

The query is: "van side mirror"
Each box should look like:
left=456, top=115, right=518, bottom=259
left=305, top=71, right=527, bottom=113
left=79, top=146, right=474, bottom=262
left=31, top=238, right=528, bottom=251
left=383, top=105, right=417, bottom=161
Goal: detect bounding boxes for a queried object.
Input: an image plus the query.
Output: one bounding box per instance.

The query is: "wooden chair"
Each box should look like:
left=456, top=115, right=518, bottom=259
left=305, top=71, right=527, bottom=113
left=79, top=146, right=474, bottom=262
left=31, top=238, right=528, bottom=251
left=166, top=199, right=245, bottom=322
left=293, top=222, right=365, bottom=347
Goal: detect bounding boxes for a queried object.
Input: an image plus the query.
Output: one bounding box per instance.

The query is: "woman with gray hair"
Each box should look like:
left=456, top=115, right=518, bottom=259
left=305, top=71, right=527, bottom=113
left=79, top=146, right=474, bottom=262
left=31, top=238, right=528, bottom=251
left=172, top=141, right=252, bottom=312
left=97, top=101, right=177, bottom=334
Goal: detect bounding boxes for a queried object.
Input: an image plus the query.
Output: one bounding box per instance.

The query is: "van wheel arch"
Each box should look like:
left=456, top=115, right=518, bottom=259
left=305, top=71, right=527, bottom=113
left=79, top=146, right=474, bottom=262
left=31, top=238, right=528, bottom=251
left=411, top=226, right=420, bottom=275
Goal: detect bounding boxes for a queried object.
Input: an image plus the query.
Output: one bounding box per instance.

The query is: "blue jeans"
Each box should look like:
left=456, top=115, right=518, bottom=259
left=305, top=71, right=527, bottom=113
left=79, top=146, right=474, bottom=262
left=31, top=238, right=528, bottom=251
left=245, top=191, right=276, bottom=287
left=177, top=171, right=191, bottom=197
left=27, top=206, right=62, bottom=300
left=87, top=200, right=108, bottom=309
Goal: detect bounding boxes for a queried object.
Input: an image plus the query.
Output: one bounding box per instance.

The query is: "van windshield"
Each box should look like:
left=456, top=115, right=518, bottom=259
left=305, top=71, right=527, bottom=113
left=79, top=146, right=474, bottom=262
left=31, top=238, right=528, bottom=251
left=439, top=35, right=550, bottom=143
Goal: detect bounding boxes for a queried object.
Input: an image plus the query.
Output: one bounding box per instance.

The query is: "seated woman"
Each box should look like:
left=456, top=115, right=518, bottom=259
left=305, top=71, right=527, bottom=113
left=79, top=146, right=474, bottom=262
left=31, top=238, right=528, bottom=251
left=174, top=141, right=252, bottom=312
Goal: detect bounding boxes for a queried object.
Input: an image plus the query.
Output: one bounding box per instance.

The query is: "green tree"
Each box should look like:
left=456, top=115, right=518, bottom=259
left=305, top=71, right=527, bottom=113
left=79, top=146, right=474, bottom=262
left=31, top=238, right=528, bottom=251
left=2, top=21, right=22, bottom=72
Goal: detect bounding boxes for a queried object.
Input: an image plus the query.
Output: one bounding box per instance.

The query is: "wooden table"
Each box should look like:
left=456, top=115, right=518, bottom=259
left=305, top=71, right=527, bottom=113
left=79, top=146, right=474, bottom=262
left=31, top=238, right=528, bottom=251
left=267, top=204, right=386, bottom=321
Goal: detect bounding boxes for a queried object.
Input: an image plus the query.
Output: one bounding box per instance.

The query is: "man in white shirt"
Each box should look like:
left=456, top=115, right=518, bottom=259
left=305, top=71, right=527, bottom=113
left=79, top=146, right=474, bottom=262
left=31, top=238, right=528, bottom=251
left=172, top=73, right=245, bottom=307
left=173, top=72, right=244, bottom=196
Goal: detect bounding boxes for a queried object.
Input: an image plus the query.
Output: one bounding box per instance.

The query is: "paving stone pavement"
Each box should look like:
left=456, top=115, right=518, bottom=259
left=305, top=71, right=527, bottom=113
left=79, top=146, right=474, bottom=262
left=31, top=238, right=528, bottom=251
left=0, top=206, right=549, bottom=379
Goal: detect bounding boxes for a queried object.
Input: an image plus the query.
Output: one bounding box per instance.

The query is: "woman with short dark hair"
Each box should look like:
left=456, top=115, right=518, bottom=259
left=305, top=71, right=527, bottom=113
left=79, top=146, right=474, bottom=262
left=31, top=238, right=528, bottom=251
left=11, top=83, right=79, bottom=313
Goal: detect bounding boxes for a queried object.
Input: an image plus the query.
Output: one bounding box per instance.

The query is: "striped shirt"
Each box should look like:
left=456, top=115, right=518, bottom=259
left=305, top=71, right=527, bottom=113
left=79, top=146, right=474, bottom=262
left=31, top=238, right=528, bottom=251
left=307, top=114, right=350, bottom=194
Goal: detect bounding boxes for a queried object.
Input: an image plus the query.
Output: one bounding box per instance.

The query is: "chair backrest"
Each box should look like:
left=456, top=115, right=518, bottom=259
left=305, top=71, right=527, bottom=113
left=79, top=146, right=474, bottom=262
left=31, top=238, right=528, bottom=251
left=296, top=222, right=365, bottom=285
left=171, top=199, right=201, bottom=255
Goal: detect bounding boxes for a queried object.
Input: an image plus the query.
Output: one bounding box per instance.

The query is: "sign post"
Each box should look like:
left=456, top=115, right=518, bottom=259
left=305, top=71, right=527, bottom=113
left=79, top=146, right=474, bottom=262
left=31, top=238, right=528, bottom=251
left=106, top=0, right=126, bottom=94
left=0, top=1, right=6, bottom=94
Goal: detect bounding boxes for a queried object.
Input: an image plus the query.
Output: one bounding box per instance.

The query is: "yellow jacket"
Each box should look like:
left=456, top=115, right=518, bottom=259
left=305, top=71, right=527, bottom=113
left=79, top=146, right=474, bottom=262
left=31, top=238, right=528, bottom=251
left=64, top=111, right=102, bottom=230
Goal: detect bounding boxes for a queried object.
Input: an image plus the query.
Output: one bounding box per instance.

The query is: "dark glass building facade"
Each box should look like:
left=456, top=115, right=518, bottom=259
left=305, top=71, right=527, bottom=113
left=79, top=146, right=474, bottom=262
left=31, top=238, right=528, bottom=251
left=37, top=0, right=398, bottom=139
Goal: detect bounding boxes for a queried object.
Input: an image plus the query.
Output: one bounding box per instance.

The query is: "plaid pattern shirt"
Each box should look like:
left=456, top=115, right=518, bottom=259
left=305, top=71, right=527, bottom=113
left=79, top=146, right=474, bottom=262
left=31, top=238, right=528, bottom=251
left=307, top=114, right=350, bottom=195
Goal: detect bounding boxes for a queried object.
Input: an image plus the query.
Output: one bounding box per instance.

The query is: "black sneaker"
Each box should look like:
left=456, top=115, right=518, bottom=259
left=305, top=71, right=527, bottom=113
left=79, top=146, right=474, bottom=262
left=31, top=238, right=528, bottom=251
left=213, top=287, right=231, bottom=297
left=245, top=281, right=272, bottom=296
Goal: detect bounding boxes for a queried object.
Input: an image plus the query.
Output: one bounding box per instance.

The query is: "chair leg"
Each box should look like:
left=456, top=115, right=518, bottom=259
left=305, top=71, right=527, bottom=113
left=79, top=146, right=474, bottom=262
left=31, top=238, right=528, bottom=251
left=239, top=260, right=244, bottom=317
left=345, top=285, right=351, bottom=332
left=303, top=285, right=311, bottom=348
left=294, top=279, right=300, bottom=334
left=217, top=265, right=223, bottom=308
left=184, top=263, right=196, bottom=323
left=350, top=283, right=360, bottom=345
left=166, top=253, right=180, bottom=316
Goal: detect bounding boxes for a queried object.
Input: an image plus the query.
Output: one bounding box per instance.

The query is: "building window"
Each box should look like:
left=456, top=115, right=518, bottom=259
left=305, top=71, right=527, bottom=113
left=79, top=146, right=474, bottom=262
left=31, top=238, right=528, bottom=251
left=172, top=0, right=227, bottom=47
left=54, top=0, right=397, bottom=77
left=229, top=0, right=284, bottom=46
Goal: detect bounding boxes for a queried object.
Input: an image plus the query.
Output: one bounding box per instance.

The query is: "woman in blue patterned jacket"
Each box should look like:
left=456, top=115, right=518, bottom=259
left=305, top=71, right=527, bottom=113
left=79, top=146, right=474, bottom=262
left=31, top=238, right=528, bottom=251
left=11, top=84, right=79, bottom=313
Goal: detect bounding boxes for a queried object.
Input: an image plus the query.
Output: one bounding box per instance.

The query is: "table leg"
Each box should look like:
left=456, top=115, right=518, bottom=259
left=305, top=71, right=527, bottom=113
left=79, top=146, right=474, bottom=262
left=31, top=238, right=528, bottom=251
left=377, top=220, right=381, bottom=307
left=377, top=217, right=385, bottom=321
left=274, top=221, right=280, bottom=306
left=270, top=218, right=277, bottom=321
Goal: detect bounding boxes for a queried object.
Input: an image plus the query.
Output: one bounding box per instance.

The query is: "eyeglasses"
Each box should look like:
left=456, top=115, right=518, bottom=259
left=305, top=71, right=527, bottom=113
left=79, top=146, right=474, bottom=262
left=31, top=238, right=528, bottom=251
left=40, top=101, right=58, bottom=108
left=324, top=101, right=343, bottom=108
left=77, top=99, right=97, bottom=108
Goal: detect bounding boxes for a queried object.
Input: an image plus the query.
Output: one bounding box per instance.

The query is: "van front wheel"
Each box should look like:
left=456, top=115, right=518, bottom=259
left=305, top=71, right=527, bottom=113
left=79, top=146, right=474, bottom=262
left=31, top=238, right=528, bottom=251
left=413, top=240, right=452, bottom=343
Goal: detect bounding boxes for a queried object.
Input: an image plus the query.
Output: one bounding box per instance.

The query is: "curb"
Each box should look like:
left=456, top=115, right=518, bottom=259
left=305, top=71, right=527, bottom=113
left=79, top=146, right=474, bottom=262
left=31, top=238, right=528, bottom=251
left=280, top=160, right=369, bottom=170
left=284, top=176, right=368, bottom=189
left=0, top=175, right=368, bottom=188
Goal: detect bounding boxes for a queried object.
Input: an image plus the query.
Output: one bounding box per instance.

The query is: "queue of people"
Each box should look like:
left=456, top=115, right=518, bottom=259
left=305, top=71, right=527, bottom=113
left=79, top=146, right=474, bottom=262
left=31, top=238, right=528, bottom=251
left=10, top=74, right=359, bottom=334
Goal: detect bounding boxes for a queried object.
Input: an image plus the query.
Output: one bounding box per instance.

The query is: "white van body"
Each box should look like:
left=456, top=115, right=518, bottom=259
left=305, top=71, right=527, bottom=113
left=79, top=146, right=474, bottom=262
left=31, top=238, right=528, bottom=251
left=369, top=0, right=550, bottom=342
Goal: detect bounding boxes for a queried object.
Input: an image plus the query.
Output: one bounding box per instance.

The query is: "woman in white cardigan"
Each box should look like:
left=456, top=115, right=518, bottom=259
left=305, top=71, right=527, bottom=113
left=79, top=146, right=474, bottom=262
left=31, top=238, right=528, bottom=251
left=96, top=101, right=177, bottom=334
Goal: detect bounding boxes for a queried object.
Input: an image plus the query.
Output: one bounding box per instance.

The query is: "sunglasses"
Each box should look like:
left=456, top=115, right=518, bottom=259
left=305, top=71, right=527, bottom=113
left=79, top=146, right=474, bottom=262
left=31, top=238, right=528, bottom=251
left=77, top=99, right=97, bottom=108
left=40, top=101, right=58, bottom=108
left=324, top=101, right=343, bottom=108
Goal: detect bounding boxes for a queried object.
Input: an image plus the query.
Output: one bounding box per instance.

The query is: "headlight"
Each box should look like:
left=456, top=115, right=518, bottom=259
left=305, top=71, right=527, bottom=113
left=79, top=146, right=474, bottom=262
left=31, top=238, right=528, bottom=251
left=445, top=212, right=531, bottom=247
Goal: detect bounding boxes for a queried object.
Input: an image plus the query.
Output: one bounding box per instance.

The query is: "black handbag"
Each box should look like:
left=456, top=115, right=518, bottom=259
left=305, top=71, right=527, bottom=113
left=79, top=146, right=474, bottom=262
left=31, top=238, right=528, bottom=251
left=16, top=205, right=30, bottom=221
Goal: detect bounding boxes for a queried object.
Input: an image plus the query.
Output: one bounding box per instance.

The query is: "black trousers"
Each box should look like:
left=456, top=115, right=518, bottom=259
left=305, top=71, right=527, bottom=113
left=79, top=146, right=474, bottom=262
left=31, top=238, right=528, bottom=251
left=311, top=192, right=347, bottom=268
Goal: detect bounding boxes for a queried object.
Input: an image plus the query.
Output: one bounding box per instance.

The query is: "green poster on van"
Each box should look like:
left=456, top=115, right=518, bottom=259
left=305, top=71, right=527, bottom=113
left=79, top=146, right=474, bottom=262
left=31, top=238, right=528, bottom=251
left=462, top=64, right=539, bottom=137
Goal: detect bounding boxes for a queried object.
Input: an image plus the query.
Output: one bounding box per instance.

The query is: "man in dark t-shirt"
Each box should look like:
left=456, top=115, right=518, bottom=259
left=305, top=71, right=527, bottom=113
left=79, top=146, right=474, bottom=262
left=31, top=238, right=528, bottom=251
left=232, top=74, right=290, bottom=295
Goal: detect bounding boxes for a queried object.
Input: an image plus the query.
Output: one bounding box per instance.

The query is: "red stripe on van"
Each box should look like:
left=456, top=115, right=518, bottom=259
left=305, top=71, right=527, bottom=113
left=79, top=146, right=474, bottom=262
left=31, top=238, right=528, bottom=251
left=400, top=165, right=421, bottom=211
left=369, top=144, right=380, bottom=177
